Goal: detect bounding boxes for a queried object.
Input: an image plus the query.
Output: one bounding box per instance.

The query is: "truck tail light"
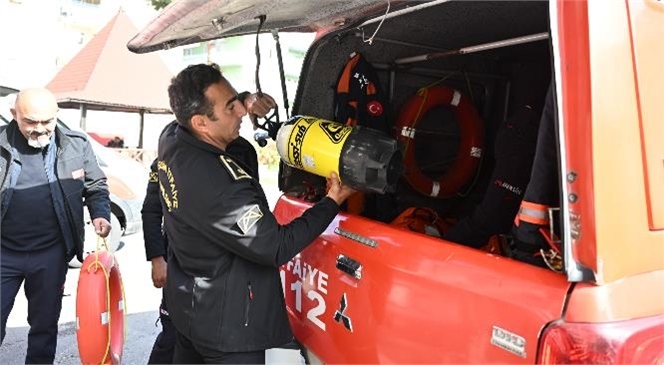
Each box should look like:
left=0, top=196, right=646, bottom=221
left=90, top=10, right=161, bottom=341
left=538, top=315, right=664, bottom=364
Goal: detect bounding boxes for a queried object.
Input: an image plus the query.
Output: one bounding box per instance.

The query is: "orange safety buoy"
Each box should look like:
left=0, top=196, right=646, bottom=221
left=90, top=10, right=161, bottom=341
left=390, top=207, right=453, bottom=237
left=76, top=246, right=126, bottom=365
left=395, top=86, right=484, bottom=198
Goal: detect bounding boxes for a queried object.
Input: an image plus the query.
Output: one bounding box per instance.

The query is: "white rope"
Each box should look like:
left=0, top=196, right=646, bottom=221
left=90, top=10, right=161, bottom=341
left=363, top=0, right=391, bottom=45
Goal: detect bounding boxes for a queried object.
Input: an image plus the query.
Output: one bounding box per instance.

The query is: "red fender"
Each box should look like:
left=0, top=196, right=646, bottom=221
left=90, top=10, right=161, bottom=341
left=76, top=250, right=125, bottom=365
left=395, top=86, right=484, bottom=198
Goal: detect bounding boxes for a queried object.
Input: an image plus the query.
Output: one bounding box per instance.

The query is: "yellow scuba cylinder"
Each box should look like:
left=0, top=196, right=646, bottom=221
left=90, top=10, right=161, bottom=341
left=276, top=115, right=402, bottom=193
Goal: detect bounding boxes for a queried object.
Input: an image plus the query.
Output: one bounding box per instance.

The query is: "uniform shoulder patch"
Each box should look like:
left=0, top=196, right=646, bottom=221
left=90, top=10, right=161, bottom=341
left=237, top=204, right=263, bottom=235
left=219, top=155, right=251, bottom=180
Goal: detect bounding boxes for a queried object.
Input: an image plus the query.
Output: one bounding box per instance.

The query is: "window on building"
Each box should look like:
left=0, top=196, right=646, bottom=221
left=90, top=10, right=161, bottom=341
left=183, top=44, right=206, bottom=57
left=183, top=44, right=208, bottom=63
left=73, top=0, right=101, bottom=5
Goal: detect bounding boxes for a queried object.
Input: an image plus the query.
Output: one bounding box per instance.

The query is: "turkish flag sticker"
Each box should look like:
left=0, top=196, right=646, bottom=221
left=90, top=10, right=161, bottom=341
left=366, top=101, right=383, bottom=117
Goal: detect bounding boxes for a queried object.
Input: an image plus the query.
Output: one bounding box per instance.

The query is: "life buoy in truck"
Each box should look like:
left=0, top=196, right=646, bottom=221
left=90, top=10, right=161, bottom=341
left=395, top=86, right=483, bottom=198
left=390, top=207, right=453, bottom=237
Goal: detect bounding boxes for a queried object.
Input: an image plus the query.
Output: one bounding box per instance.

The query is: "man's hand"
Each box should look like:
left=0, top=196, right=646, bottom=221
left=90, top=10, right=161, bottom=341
left=326, top=172, right=357, bottom=206
left=243, top=93, right=277, bottom=130
left=92, top=217, right=111, bottom=237
left=151, top=256, right=167, bottom=288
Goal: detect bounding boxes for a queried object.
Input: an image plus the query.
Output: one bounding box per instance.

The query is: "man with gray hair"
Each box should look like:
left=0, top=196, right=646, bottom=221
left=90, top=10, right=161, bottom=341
left=0, top=87, right=112, bottom=364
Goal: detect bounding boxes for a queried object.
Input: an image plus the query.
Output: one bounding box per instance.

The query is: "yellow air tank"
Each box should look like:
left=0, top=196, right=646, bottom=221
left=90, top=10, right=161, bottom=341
left=276, top=115, right=402, bottom=193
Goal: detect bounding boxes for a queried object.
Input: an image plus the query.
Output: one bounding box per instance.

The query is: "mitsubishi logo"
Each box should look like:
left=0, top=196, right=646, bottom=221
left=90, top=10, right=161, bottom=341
left=333, top=293, right=353, bottom=332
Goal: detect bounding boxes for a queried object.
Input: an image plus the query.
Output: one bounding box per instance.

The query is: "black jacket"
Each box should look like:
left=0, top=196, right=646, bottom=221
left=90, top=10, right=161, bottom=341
left=158, top=122, right=339, bottom=352
left=0, top=121, right=111, bottom=261
left=142, top=131, right=260, bottom=261
left=141, top=158, right=166, bottom=261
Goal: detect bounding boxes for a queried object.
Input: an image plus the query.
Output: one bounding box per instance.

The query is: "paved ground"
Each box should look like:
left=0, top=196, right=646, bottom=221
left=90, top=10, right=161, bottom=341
left=1, top=229, right=168, bottom=365
left=0, top=169, right=297, bottom=364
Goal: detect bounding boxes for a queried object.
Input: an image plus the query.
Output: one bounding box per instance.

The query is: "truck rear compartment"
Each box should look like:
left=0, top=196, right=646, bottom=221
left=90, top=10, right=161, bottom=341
left=275, top=2, right=573, bottom=363
left=283, top=0, right=559, bottom=261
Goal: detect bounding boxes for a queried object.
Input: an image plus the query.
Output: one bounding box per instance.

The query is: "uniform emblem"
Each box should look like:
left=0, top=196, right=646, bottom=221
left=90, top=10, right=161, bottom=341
left=219, top=155, right=251, bottom=180
left=158, top=160, right=178, bottom=212
left=366, top=100, right=383, bottom=117
left=148, top=171, right=158, bottom=183
left=333, top=293, right=353, bottom=332
left=71, top=168, right=85, bottom=180
left=237, top=204, right=263, bottom=235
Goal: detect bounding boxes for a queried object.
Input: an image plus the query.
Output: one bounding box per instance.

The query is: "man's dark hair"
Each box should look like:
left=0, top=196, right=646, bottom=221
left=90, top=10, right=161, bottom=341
left=168, top=63, right=224, bottom=128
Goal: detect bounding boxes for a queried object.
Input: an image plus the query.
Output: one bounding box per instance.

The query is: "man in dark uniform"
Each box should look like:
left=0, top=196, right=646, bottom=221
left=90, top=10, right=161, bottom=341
left=0, top=87, right=111, bottom=364
left=158, top=63, right=355, bottom=364
left=142, top=113, right=266, bottom=364
left=141, top=157, right=174, bottom=363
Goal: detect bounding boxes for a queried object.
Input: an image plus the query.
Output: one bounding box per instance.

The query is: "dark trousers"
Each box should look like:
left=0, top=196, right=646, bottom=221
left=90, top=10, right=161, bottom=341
left=0, top=244, right=67, bottom=364
left=148, top=291, right=176, bottom=364
left=173, top=331, right=265, bottom=364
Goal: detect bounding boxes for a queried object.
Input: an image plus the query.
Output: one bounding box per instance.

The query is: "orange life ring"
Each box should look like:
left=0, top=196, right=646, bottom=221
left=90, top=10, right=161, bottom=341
left=390, top=207, right=453, bottom=237
left=76, top=250, right=125, bottom=365
left=395, top=86, right=483, bottom=198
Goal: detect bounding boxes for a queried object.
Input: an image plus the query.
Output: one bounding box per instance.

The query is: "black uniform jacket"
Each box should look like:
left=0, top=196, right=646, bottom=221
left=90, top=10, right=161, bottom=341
left=142, top=133, right=260, bottom=261
left=141, top=158, right=166, bottom=261
left=157, top=122, right=339, bottom=352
